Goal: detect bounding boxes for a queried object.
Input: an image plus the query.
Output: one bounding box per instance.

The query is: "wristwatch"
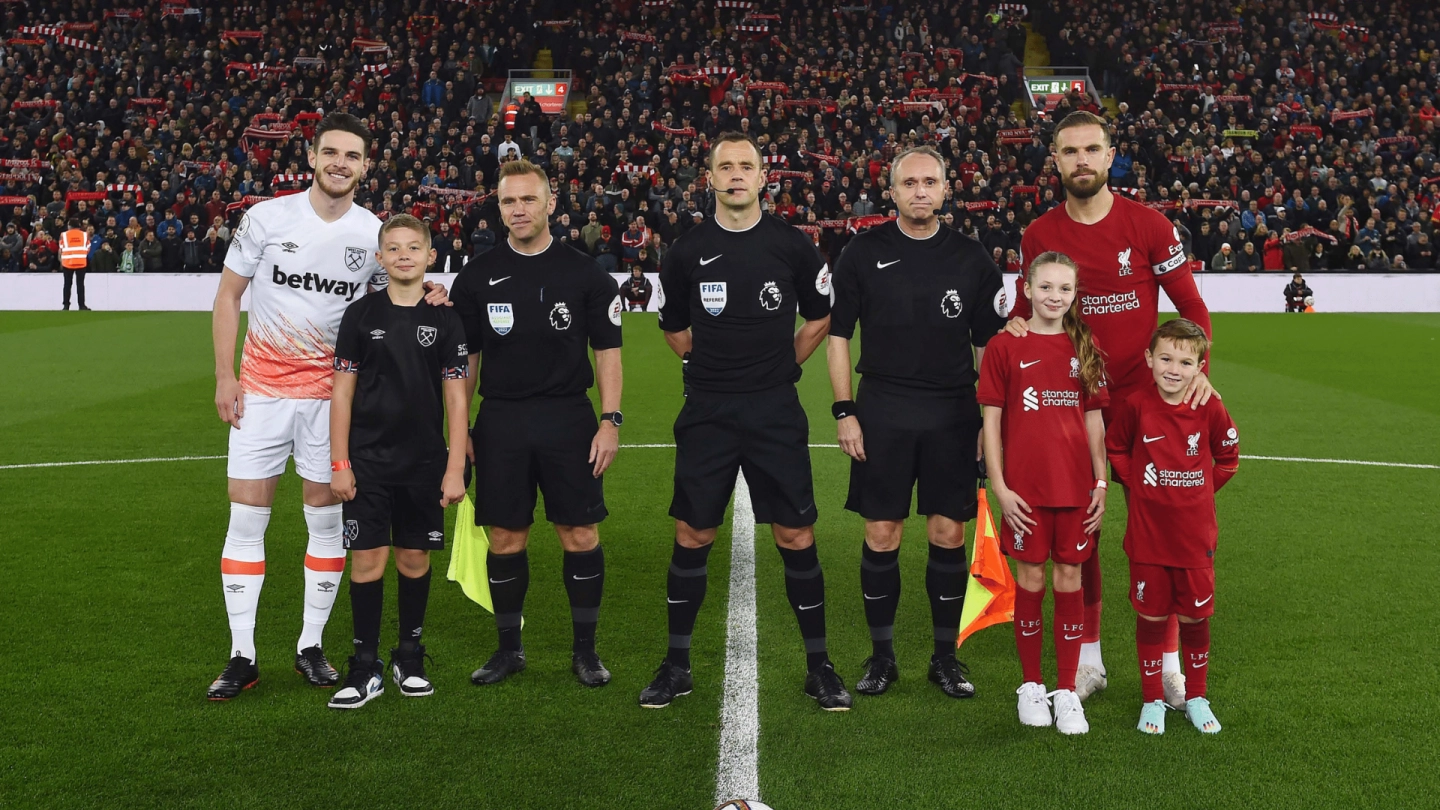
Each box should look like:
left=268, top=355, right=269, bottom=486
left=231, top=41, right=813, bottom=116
left=600, top=411, right=624, bottom=427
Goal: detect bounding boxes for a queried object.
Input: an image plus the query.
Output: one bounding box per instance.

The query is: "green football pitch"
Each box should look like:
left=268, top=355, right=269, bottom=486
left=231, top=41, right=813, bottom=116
left=1, top=311, right=1436, bottom=810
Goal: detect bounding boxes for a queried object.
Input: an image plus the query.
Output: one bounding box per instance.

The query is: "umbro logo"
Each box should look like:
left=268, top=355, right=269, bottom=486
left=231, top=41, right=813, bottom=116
left=370, top=329, right=385, bottom=339
left=225, top=584, right=246, bottom=593
left=281, top=241, right=300, bottom=253
left=318, top=581, right=336, bottom=592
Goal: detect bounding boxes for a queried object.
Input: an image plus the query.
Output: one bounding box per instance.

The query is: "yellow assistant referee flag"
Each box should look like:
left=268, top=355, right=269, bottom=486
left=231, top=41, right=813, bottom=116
left=446, top=495, right=495, bottom=613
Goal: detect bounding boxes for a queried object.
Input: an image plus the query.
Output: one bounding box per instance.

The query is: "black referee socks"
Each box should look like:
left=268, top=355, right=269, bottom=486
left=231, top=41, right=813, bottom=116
left=665, top=542, right=712, bottom=670
left=487, top=550, right=530, bottom=652
left=778, top=544, right=830, bottom=672
left=926, top=544, right=967, bottom=657
left=563, top=546, right=605, bottom=654
left=860, top=542, right=901, bottom=660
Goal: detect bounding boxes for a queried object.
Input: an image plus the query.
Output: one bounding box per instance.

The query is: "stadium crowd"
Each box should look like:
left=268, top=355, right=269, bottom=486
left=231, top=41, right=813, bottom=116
left=1, top=0, right=1437, bottom=277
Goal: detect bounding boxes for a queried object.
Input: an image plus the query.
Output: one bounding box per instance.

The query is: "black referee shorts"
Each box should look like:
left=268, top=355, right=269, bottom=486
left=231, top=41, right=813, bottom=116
left=844, top=379, right=980, bottom=523
left=472, top=395, right=607, bottom=528
left=343, top=478, right=446, bottom=551
left=671, top=384, right=816, bottom=530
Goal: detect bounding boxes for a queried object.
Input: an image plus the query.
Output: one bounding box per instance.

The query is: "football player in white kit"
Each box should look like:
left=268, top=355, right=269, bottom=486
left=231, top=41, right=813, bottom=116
left=207, top=113, right=448, bottom=699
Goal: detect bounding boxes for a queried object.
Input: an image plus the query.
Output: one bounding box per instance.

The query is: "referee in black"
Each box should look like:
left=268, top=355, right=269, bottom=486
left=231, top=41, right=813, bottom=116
left=827, top=145, right=1008, bottom=699
left=451, top=159, right=624, bottom=688
left=638, top=132, right=850, bottom=711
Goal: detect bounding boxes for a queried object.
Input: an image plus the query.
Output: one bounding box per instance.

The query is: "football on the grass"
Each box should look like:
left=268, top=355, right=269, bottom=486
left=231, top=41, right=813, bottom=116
left=715, top=801, right=774, bottom=810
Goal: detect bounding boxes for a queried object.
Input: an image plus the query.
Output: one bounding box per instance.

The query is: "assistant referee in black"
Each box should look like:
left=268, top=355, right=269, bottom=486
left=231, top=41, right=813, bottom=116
left=827, top=145, right=1008, bottom=700
left=638, top=132, right=850, bottom=712
left=451, top=159, right=624, bottom=688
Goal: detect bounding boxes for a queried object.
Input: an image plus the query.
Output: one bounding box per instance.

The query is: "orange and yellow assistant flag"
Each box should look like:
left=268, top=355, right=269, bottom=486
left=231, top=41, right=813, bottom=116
left=957, top=487, right=1016, bottom=647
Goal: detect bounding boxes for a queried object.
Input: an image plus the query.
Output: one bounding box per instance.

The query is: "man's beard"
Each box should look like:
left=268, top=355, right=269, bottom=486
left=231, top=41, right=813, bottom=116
left=315, top=170, right=361, bottom=199
left=1061, top=170, right=1106, bottom=199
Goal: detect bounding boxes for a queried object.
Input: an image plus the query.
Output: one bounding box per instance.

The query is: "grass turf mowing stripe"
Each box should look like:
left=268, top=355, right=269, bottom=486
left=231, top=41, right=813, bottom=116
left=715, top=471, right=762, bottom=805
left=5, top=450, right=1437, bottom=472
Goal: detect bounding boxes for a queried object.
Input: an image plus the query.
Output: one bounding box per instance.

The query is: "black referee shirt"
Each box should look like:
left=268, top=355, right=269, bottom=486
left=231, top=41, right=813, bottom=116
left=452, top=238, right=623, bottom=400
left=830, top=221, right=1007, bottom=393
left=658, top=214, right=831, bottom=393
left=333, top=292, right=470, bottom=484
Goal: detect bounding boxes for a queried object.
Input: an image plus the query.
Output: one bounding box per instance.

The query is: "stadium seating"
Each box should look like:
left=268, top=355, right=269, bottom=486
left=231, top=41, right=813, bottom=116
left=0, top=0, right=1434, bottom=274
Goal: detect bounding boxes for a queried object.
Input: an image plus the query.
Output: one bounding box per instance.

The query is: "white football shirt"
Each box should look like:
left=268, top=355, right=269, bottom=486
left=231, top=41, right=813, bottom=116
left=224, top=192, right=386, bottom=399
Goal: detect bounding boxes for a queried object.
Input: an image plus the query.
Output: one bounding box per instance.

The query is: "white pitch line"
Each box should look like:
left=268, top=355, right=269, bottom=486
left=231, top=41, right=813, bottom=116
left=1238, top=454, right=1439, bottom=470
left=0, top=454, right=225, bottom=470
left=715, top=470, right=761, bottom=806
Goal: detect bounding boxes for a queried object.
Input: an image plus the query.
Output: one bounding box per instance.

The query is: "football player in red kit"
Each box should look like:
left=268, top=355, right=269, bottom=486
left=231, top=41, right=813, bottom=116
left=1007, top=111, right=1216, bottom=706
left=1107, top=319, right=1239, bottom=735
left=978, top=253, right=1109, bottom=735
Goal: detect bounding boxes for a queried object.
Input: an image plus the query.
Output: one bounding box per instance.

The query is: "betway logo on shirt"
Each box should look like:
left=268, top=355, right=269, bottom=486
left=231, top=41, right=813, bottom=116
left=1022, top=386, right=1081, bottom=411
left=1081, top=290, right=1141, bottom=316
left=273, top=266, right=364, bottom=301
left=1142, top=462, right=1207, bottom=488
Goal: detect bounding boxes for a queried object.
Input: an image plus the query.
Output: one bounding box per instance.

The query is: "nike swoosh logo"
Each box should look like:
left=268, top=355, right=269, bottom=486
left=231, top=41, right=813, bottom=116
left=798, top=503, right=815, bottom=515
left=699, top=255, right=722, bottom=265
left=1144, top=668, right=1162, bottom=676
left=1022, top=629, right=1040, bottom=637
left=939, top=595, right=963, bottom=601
left=1191, top=661, right=1208, bottom=669
left=1076, top=539, right=1089, bottom=551
left=1064, top=633, right=1083, bottom=640
left=1142, top=435, right=1165, bottom=443
left=1194, top=595, right=1213, bottom=607
left=488, top=276, right=511, bottom=285
left=488, top=577, right=516, bottom=584
left=666, top=598, right=688, bottom=604
left=876, top=259, right=901, bottom=269
left=863, top=594, right=886, bottom=600
left=798, top=602, right=823, bottom=610
left=1019, top=360, right=1041, bottom=368
left=572, top=573, right=601, bottom=581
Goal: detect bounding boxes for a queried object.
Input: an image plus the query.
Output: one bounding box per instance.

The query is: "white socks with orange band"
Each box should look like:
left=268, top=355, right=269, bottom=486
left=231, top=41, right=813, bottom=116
left=221, top=504, right=271, bottom=662
left=298, top=504, right=346, bottom=652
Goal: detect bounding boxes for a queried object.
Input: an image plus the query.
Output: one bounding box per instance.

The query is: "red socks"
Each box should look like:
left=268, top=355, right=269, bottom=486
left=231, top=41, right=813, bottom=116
left=1052, top=589, right=1084, bottom=691
left=1080, top=542, right=1102, bottom=643
left=1014, top=585, right=1044, bottom=684
left=1180, top=619, right=1211, bottom=699
left=1136, top=616, right=1166, bottom=703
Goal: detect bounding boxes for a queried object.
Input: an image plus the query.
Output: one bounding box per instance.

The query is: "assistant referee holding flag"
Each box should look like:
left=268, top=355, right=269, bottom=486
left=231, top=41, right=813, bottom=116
left=451, top=159, right=625, bottom=688
left=828, top=145, right=1009, bottom=699
left=639, top=132, right=849, bottom=711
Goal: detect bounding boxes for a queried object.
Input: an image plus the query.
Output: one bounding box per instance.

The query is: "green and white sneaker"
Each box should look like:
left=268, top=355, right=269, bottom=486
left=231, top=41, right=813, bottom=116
left=1185, top=697, right=1221, bottom=734
left=1137, top=699, right=1167, bottom=734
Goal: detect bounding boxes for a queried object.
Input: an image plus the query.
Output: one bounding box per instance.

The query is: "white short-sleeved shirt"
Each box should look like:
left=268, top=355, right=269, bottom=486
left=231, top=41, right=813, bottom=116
left=224, top=192, right=386, bottom=399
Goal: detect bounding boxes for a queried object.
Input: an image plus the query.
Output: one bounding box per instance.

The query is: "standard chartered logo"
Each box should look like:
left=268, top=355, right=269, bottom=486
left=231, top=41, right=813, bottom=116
left=1143, top=463, right=1159, bottom=487
left=1022, top=386, right=1039, bottom=411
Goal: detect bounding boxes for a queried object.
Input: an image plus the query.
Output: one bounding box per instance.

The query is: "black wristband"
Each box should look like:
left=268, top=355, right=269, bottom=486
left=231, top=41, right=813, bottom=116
left=832, top=400, right=857, bottom=420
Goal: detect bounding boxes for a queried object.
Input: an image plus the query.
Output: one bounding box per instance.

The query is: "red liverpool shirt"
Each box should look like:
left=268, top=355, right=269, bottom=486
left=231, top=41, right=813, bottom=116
left=1014, top=195, right=1212, bottom=392
left=977, top=331, right=1108, bottom=508
left=1106, top=386, right=1240, bottom=568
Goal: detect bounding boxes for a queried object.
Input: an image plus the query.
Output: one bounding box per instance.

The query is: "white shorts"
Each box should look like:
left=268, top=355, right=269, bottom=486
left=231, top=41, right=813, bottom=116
left=227, top=395, right=332, bottom=482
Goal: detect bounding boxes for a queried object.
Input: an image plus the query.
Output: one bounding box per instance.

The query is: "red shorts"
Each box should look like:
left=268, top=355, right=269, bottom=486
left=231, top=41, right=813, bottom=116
left=1002, top=506, right=1095, bottom=565
left=1128, top=562, right=1215, bottom=619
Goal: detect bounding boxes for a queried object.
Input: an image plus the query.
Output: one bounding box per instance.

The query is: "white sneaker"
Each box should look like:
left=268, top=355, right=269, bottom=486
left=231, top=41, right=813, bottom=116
left=1016, top=682, right=1052, bottom=727
left=1050, top=689, right=1089, bottom=735
left=1074, top=664, right=1108, bottom=701
left=328, top=658, right=384, bottom=710
left=1163, top=670, right=1187, bottom=710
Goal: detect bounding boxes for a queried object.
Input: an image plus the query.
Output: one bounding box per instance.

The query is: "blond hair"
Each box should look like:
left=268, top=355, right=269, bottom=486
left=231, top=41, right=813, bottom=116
left=1149, top=318, right=1211, bottom=361
left=496, top=159, right=551, bottom=195
left=378, top=213, right=431, bottom=249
